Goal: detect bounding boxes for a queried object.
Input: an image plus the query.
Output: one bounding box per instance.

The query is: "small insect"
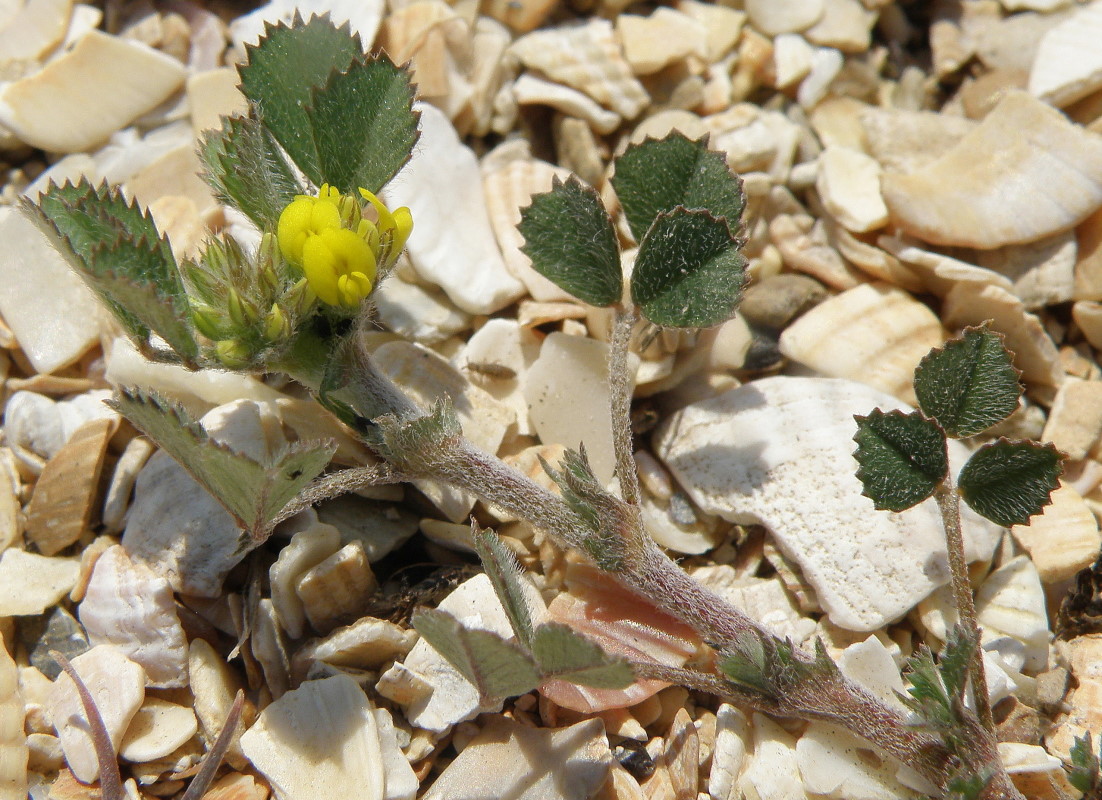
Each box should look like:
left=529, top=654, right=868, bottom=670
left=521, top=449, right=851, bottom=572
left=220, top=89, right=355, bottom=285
left=463, top=360, right=517, bottom=380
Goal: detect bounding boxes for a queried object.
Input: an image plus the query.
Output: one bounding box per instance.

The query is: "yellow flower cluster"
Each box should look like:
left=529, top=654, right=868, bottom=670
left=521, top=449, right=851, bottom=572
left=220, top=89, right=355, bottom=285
left=276, top=184, right=413, bottom=309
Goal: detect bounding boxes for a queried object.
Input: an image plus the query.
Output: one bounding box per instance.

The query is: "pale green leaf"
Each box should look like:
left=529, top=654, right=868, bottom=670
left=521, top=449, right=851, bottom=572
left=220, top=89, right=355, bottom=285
left=531, top=622, right=634, bottom=689
left=852, top=409, right=948, bottom=512
left=1069, top=733, right=1100, bottom=793
left=958, top=438, right=1063, bottom=527
left=472, top=525, right=534, bottom=648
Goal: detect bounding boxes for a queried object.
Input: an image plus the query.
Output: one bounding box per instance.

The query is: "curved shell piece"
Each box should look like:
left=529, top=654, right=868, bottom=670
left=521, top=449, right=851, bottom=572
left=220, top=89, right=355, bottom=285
left=975, top=556, right=1051, bottom=673
left=295, top=542, right=377, bottom=635
left=882, top=92, right=1102, bottom=249
left=0, top=635, right=27, bottom=800
left=1028, top=1, right=1102, bottom=108
left=269, top=523, right=342, bottom=640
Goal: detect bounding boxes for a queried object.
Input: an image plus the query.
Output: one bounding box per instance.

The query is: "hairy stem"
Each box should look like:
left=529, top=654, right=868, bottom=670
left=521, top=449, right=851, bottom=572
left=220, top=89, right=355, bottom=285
left=608, top=307, right=641, bottom=506
left=273, top=463, right=407, bottom=526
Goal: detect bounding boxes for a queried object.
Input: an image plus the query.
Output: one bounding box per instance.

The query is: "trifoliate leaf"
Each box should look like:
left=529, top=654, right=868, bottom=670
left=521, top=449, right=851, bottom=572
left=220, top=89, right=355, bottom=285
left=412, top=608, right=540, bottom=699
left=108, top=388, right=336, bottom=538
left=611, top=132, right=745, bottom=242
left=957, top=438, right=1063, bottom=527
left=518, top=176, right=622, bottom=307
left=852, top=409, right=948, bottom=512
left=631, top=208, right=745, bottom=328
left=472, top=525, right=535, bottom=649
left=200, top=115, right=302, bottom=230
left=531, top=622, right=635, bottom=689
left=914, top=324, right=1022, bottom=438
left=1069, top=733, right=1100, bottom=793
left=238, top=14, right=362, bottom=185
left=307, top=54, right=419, bottom=195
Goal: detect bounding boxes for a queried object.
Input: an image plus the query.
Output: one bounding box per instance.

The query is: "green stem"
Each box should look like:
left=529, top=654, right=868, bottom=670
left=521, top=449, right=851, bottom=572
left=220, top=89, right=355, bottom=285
left=269, top=325, right=333, bottom=391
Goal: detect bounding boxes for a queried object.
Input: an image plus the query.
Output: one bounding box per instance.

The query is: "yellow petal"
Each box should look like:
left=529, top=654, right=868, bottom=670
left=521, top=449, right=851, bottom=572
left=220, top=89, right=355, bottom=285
left=301, top=234, right=341, bottom=306
left=390, top=206, right=414, bottom=252
left=276, top=197, right=317, bottom=264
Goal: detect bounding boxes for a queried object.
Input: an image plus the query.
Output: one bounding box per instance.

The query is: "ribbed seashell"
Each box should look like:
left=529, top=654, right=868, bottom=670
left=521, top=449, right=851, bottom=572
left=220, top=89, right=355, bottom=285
left=0, top=635, right=26, bottom=800
left=770, top=214, right=864, bottom=290
left=78, top=545, right=189, bottom=688
left=778, top=282, right=945, bottom=405
left=976, top=556, right=1051, bottom=673
left=296, top=542, right=377, bottom=635
left=381, top=0, right=464, bottom=64
left=509, top=19, right=649, bottom=119
left=883, top=92, right=1102, bottom=249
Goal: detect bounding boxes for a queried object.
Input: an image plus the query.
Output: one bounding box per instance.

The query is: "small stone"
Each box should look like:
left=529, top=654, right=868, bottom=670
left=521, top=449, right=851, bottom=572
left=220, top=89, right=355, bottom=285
left=119, top=698, right=198, bottom=763
left=188, top=638, right=247, bottom=769
left=739, top=274, right=828, bottom=331
left=24, top=606, right=89, bottom=681
left=746, top=0, right=824, bottom=36
left=773, top=33, right=814, bottom=89
left=270, top=523, right=342, bottom=641
left=804, top=0, right=876, bottom=53
left=0, top=550, right=80, bottom=616
left=1042, top=378, right=1102, bottom=459
left=616, top=8, right=707, bottom=76
left=296, top=542, right=377, bottom=635
left=676, top=0, right=745, bottom=62
left=0, top=0, right=72, bottom=64
left=815, top=145, right=889, bottom=233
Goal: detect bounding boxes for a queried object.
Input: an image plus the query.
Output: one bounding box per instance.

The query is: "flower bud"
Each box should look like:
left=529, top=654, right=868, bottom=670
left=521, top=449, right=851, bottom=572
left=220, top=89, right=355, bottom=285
left=214, top=339, right=252, bottom=368
left=263, top=303, right=291, bottom=343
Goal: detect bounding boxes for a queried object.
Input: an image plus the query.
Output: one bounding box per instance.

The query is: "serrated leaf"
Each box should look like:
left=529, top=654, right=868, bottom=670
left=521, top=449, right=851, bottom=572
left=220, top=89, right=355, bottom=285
left=518, top=176, right=622, bottom=307
left=914, top=324, right=1022, bottom=438
left=538, top=447, right=628, bottom=570
left=945, top=768, right=993, bottom=800
left=200, top=116, right=302, bottom=229
left=852, top=409, right=948, bottom=512
left=531, top=622, right=634, bottom=689
left=375, top=398, right=462, bottom=468
left=472, top=525, right=534, bottom=649
left=1069, top=733, right=1100, bottom=793
left=307, top=54, right=419, bottom=194
left=412, top=608, right=540, bottom=699
left=238, top=14, right=362, bottom=185
left=938, top=625, right=978, bottom=703
left=108, top=388, right=336, bottom=538
left=901, top=646, right=955, bottom=729
left=631, top=208, right=745, bottom=328
left=611, top=132, right=745, bottom=242
left=958, top=438, right=1063, bottom=527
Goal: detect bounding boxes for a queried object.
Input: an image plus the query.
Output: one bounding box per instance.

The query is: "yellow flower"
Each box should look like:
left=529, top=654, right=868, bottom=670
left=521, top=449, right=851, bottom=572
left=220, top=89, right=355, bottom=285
left=359, top=188, right=413, bottom=268
left=277, top=193, right=341, bottom=264
left=301, top=227, right=377, bottom=308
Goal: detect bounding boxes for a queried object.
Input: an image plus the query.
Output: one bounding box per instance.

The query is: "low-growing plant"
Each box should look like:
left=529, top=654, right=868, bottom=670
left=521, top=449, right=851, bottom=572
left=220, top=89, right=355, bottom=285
left=24, top=15, right=1089, bottom=800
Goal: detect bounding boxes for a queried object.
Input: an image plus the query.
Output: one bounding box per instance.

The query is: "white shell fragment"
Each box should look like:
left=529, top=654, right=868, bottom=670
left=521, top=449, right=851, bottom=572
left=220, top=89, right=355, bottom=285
left=512, top=74, right=621, bottom=134
left=655, top=376, right=1001, bottom=631
left=975, top=556, right=1051, bottom=673
left=78, top=545, right=189, bottom=688
left=1012, top=482, right=1101, bottom=583
left=48, top=645, right=146, bottom=783
left=0, top=635, right=26, bottom=800
left=240, top=675, right=385, bottom=800
left=423, top=717, right=612, bottom=800
left=296, top=542, right=377, bottom=635
left=616, top=8, right=707, bottom=76
left=815, top=146, right=889, bottom=233
left=270, top=522, right=342, bottom=640
left=119, top=698, right=198, bottom=763
left=746, top=0, right=824, bottom=36
left=882, top=92, right=1102, bottom=249
left=1028, top=1, right=1102, bottom=107
left=294, top=617, right=417, bottom=681
left=0, top=550, right=80, bottom=617
left=0, top=30, right=187, bottom=153
left=739, top=713, right=807, bottom=800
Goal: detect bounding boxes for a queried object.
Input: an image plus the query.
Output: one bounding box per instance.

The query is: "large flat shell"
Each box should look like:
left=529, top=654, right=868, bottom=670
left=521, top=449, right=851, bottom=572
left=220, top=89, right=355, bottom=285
left=457, top=318, right=541, bottom=436
left=0, top=0, right=72, bottom=64
left=47, top=645, right=145, bottom=783
left=1028, top=1, right=1102, bottom=107
left=423, top=717, right=611, bottom=800
left=0, top=635, right=26, bottom=800
left=0, top=208, right=102, bottom=375
left=78, top=545, right=189, bottom=688
left=1041, top=378, right=1102, bottom=459
left=382, top=103, right=525, bottom=314
left=860, top=107, right=976, bottom=174
left=882, top=91, right=1102, bottom=249
left=738, top=713, right=805, bottom=800
left=0, top=550, right=79, bottom=616
left=655, top=376, right=1002, bottom=631
left=1011, top=482, right=1101, bottom=584
left=240, top=675, right=384, bottom=800
left=778, top=283, right=945, bottom=405
left=0, top=30, right=186, bottom=153
left=509, top=19, right=649, bottom=119
left=815, top=145, right=888, bottom=233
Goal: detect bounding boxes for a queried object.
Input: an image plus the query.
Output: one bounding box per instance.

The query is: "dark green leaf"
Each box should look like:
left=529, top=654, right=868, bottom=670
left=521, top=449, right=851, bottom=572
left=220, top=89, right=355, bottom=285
left=631, top=208, right=745, bottom=328
left=958, top=438, right=1063, bottom=527
left=307, top=54, right=419, bottom=194
left=472, top=525, right=535, bottom=649
left=938, top=625, right=978, bottom=703
left=412, top=608, right=540, bottom=699
left=611, top=132, right=745, bottom=242
left=518, top=176, right=622, bottom=307
left=852, top=409, right=948, bottom=512
left=1069, top=733, right=1100, bottom=793
left=108, top=388, right=336, bottom=538
left=200, top=116, right=302, bottom=230
left=238, top=15, right=362, bottom=185
left=945, top=768, right=993, bottom=800
left=531, top=622, right=634, bottom=689
left=914, top=324, right=1022, bottom=438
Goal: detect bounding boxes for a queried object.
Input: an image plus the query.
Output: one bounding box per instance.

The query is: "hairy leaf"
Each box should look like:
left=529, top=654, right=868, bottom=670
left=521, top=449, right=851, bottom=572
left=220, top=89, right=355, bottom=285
left=200, top=116, right=302, bottom=230
left=958, top=439, right=1063, bottom=527
left=611, top=132, right=745, bottom=242
left=307, top=54, right=419, bottom=194
left=631, top=208, right=745, bottom=328
left=518, top=176, right=622, bottom=307
left=109, top=388, right=335, bottom=538
left=539, top=447, right=627, bottom=570
left=901, top=647, right=956, bottom=731
left=238, top=15, right=362, bottom=185
left=938, top=625, right=978, bottom=704
left=1069, top=733, right=1100, bottom=793
left=412, top=608, right=540, bottom=699
left=472, top=524, right=535, bottom=648
left=914, top=324, right=1021, bottom=438
left=375, top=399, right=462, bottom=471
left=531, top=622, right=634, bottom=689
left=945, top=768, right=993, bottom=800
left=853, top=409, right=948, bottom=511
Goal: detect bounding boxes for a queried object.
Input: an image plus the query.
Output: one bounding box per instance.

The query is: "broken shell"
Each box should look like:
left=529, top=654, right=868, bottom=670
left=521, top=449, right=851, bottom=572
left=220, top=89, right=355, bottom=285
left=1042, top=378, right=1102, bottom=459
left=293, top=617, right=417, bottom=683
left=269, top=523, right=342, bottom=641
left=1012, top=483, right=1101, bottom=584
left=0, top=634, right=26, bottom=800
left=739, top=714, right=805, bottom=800
left=816, top=145, right=889, bottom=233
left=770, top=214, right=864, bottom=289
left=746, top=0, right=824, bottom=36
left=296, top=542, right=377, bottom=635
left=0, top=550, right=80, bottom=616
left=882, top=92, right=1102, bottom=248
left=188, top=638, right=248, bottom=770
left=512, top=73, right=621, bottom=134
left=48, top=645, right=146, bottom=783
left=101, top=436, right=155, bottom=535
left=78, top=545, right=189, bottom=688
left=1028, top=1, right=1102, bottom=107
left=616, top=8, right=707, bottom=76
left=119, top=698, right=198, bottom=763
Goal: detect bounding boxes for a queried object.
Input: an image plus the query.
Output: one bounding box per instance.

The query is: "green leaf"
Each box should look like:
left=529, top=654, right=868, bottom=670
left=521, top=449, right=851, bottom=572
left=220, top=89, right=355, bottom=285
left=957, top=438, right=1063, bottom=527
left=914, top=324, right=1022, bottom=438
left=611, top=132, right=745, bottom=242
left=471, top=525, right=535, bottom=649
left=901, top=646, right=955, bottom=731
left=108, top=388, right=336, bottom=538
left=538, top=447, right=628, bottom=570
left=238, top=15, right=362, bottom=185
left=945, top=768, right=993, bottom=800
left=938, top=625, right=978, bottom=703
left=375, top=398, right=462, bottom=471
left=531, top=622, right=634, bottom=689
left=411, top=608, right=540, bottom=699
left=1069, top=733, right=1100, bottom=793
left=631, top=208, right=746, bottom=328
left=200, top=115, right=302, bottom=230
left=25, top=181, right=197, bottom=361
left=852, top=409, right=948, bottom=512
left=518, top=176, right=622, bottom=307
left=307, top=54, right=419, bottom=194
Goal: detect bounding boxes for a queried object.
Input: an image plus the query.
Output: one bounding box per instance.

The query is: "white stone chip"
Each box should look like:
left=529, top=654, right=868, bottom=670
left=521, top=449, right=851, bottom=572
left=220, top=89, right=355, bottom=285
left=816, top=146, right=889, bottom=233
left=0, top=550, right=80, bottom=616
left=119, top=698, right=198, bottom=763
left=655, top=376, right=1002, bottom=632
left=1028, top=0, right=1102, bottom=107
left=746, top=0, right=824, bottom=36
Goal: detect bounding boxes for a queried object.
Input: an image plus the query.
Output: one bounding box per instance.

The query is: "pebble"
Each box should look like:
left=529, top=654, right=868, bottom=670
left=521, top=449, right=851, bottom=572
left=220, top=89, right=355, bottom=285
left=270, top=522, right=342, bottom=640
left=975, top=231, right=1078, bottom=310
left=746, top=0, right=824, bottom=36
left=0, top=550, right=80, bottom=617
left=1028, top=1, right=1102, bottom=107
left=118, top=697, right=198, bottom=763
left=1041, top=377, right=1102, bottom=459
left=24, top=607, right=89, bottom=681
left=616, top=8, right=707, bottom=76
